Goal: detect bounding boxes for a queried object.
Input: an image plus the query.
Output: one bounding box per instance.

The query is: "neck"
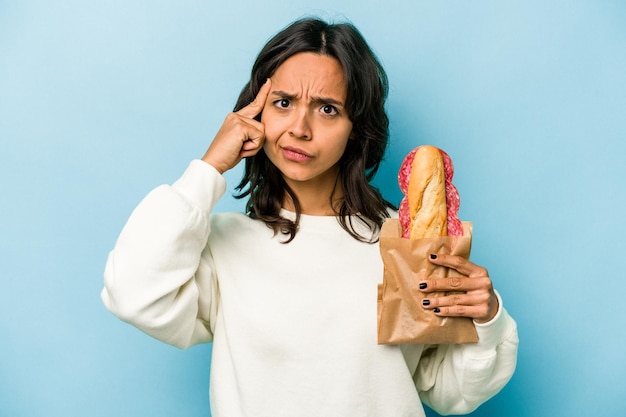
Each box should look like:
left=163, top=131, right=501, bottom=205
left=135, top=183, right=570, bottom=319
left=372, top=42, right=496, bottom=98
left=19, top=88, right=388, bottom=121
left=283, top=175, right=343, bottom=216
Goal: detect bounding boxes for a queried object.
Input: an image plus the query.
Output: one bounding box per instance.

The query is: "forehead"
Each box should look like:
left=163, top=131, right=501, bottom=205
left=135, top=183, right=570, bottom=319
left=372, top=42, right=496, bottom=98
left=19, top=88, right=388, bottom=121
left=272, top=53, right=347, bottom=98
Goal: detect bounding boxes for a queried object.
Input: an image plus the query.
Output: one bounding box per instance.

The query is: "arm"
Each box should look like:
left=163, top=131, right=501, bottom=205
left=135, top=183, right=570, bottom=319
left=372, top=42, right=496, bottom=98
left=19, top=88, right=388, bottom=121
left=101, top=160, right=226, bottom=349
left=102, top=80, right=272, bottom=349
left=415, top=254, right=519, bottom=413
left=415, top=293, right=519, bottom=414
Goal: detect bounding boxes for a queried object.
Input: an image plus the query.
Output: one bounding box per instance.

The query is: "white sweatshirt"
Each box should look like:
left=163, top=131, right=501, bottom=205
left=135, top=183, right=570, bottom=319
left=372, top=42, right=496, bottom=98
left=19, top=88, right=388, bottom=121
left=102, top=160, right=518, bottom=417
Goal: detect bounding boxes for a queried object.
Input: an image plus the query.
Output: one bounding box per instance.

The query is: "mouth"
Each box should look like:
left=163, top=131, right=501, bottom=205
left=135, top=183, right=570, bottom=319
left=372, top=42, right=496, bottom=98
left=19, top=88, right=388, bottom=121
left=282, top=146, right=313, bottom=162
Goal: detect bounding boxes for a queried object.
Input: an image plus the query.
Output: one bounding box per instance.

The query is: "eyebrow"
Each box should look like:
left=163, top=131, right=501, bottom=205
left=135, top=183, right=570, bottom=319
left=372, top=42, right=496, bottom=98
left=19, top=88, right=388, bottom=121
left=271, top=90, right=345, bottom=107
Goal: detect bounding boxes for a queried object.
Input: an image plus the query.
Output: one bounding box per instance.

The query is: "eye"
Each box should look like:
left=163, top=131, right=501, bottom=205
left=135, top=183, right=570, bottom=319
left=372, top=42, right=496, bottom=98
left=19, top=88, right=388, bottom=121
left=320, top=104, right=338, bottom=116
left=273, top=98, right=290, bottom=108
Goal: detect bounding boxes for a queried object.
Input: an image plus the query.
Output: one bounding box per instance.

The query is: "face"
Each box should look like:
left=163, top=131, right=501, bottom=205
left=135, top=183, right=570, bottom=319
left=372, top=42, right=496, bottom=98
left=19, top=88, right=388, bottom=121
left=261, top=52, right=353, bottom=191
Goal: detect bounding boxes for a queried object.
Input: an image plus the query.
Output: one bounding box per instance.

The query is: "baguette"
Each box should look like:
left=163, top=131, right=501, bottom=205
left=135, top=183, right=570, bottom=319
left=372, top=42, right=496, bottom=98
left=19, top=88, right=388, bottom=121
left=398, top=145, right=463, bottom=239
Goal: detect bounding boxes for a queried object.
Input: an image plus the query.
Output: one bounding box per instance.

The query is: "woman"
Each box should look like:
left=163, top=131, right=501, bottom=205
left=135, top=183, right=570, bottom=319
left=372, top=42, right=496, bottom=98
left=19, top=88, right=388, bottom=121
left=102, top=17, right=518, bottom=417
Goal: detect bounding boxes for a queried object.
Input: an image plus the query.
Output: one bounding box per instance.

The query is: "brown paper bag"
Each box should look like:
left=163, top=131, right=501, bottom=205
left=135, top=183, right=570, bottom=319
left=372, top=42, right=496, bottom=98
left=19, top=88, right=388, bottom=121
left=377, top=218, right=478, bottom=345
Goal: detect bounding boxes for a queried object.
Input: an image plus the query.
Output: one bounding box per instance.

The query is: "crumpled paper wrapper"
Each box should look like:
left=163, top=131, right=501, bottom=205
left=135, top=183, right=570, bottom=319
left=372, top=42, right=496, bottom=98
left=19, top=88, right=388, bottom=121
left=377, top=219, right=478, bottom=345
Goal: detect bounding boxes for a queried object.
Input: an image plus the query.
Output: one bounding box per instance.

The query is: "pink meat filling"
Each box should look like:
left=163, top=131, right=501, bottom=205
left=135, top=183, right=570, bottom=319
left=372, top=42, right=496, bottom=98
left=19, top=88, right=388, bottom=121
left=397, top=147, right=463, bottom=238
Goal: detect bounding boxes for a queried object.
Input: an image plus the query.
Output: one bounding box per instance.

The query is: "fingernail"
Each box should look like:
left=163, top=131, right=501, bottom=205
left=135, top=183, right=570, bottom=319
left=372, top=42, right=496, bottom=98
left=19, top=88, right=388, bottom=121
left=430, top=254, right=437, bottom=260
left=433, top=307, right=440, bottom=313
left=422, top=299, right=430, bottom=306
left=419, top=282, right=427, bottom=290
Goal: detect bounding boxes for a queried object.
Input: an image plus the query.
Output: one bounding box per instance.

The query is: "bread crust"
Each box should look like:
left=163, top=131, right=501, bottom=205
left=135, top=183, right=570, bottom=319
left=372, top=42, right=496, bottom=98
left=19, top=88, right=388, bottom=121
left=408, top=146, right=448, bottom=239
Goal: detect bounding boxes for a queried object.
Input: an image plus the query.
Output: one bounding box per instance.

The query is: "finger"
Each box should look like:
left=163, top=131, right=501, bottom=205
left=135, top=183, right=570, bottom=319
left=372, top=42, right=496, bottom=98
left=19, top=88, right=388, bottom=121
left=241, top=137, right=262, bottom=151
left=240, top=136, right=265, bottom=157
left=216, top=113, right=265, bottom=151
left=236, top=118, right=264, bottom=143
left=428, top=253, right=489, bottom=278
left=419, top=275, right=492, bottom=292
left=223, top=111, right=264, bottom=137
left=237, top=78, right=272, bottom=119
left=421, top=292, right=489, bottom=309
left=429, top=304, right=491, bottom=320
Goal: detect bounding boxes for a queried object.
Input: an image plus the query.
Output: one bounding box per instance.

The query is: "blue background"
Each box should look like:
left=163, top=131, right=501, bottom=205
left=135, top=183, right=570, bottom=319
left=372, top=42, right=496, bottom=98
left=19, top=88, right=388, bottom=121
left=1, top=1, right=625, bottom=416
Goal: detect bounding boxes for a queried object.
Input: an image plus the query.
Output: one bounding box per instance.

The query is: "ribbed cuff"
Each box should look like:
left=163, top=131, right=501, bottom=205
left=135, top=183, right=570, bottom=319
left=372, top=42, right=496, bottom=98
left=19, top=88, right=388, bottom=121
left=471, top=291, right=516, bottom=349
left=172, top=159, right=227, bottom=215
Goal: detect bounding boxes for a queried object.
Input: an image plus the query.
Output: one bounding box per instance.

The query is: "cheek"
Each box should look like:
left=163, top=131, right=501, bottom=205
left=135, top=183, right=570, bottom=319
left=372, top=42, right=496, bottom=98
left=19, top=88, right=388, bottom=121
left=321, top=123, right=352, bottom=155
left=336, top=139, right=351, bottom=159
left=336, top=124, right=354, bottom=149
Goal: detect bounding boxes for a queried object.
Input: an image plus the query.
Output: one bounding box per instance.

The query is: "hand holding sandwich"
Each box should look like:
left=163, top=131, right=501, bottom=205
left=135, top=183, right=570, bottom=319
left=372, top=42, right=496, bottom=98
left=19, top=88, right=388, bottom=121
left=421, top=253, right=499, bottom=324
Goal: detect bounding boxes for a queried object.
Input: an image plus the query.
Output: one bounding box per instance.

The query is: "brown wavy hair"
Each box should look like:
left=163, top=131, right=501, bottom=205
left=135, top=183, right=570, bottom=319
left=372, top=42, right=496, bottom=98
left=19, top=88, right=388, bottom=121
left=233, top=17, right=393, bottom=242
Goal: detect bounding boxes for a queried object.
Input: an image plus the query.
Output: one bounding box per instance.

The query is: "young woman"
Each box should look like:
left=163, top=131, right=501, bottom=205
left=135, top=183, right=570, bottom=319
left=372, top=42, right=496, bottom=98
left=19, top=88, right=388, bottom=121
left=102, top=17, right=518, bottom=417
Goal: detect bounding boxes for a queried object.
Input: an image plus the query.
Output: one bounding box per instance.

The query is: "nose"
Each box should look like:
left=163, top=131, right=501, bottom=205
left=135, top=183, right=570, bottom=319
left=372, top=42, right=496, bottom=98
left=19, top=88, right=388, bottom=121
left=288, top=109, right=311, bottom=140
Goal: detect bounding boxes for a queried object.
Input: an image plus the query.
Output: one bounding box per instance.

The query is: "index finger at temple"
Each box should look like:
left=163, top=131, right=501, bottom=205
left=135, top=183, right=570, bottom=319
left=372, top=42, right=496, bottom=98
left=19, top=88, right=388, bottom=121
left=237, top=78, right=272, bottom=119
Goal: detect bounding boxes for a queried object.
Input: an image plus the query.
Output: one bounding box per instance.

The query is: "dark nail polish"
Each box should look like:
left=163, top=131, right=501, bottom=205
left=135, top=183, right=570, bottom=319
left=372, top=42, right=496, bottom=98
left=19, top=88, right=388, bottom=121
left=422, top=299, right=430, bottom=306
left=433, top=307, right=440, bottom=313
left=419, top=282, right=427, bottom=290
left=430, top=254, right=437, bottom=260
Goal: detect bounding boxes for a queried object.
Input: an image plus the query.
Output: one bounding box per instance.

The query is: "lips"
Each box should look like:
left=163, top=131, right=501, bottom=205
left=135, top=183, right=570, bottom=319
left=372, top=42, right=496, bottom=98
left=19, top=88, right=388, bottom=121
left=282, top=146, right=313, bottom=162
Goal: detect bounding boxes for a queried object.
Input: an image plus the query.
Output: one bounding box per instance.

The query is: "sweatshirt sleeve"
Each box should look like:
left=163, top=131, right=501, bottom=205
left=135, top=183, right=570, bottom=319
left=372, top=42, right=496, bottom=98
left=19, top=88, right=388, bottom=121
left=414, top=292, right=519, bottom=415
left=101, top=160, right=226, bottom=349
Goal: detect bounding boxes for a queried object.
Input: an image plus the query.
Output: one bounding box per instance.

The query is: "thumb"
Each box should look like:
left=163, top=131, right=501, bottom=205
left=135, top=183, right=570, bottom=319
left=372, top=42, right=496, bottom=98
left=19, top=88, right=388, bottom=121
left=237, top=78, right=272, bottom=119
